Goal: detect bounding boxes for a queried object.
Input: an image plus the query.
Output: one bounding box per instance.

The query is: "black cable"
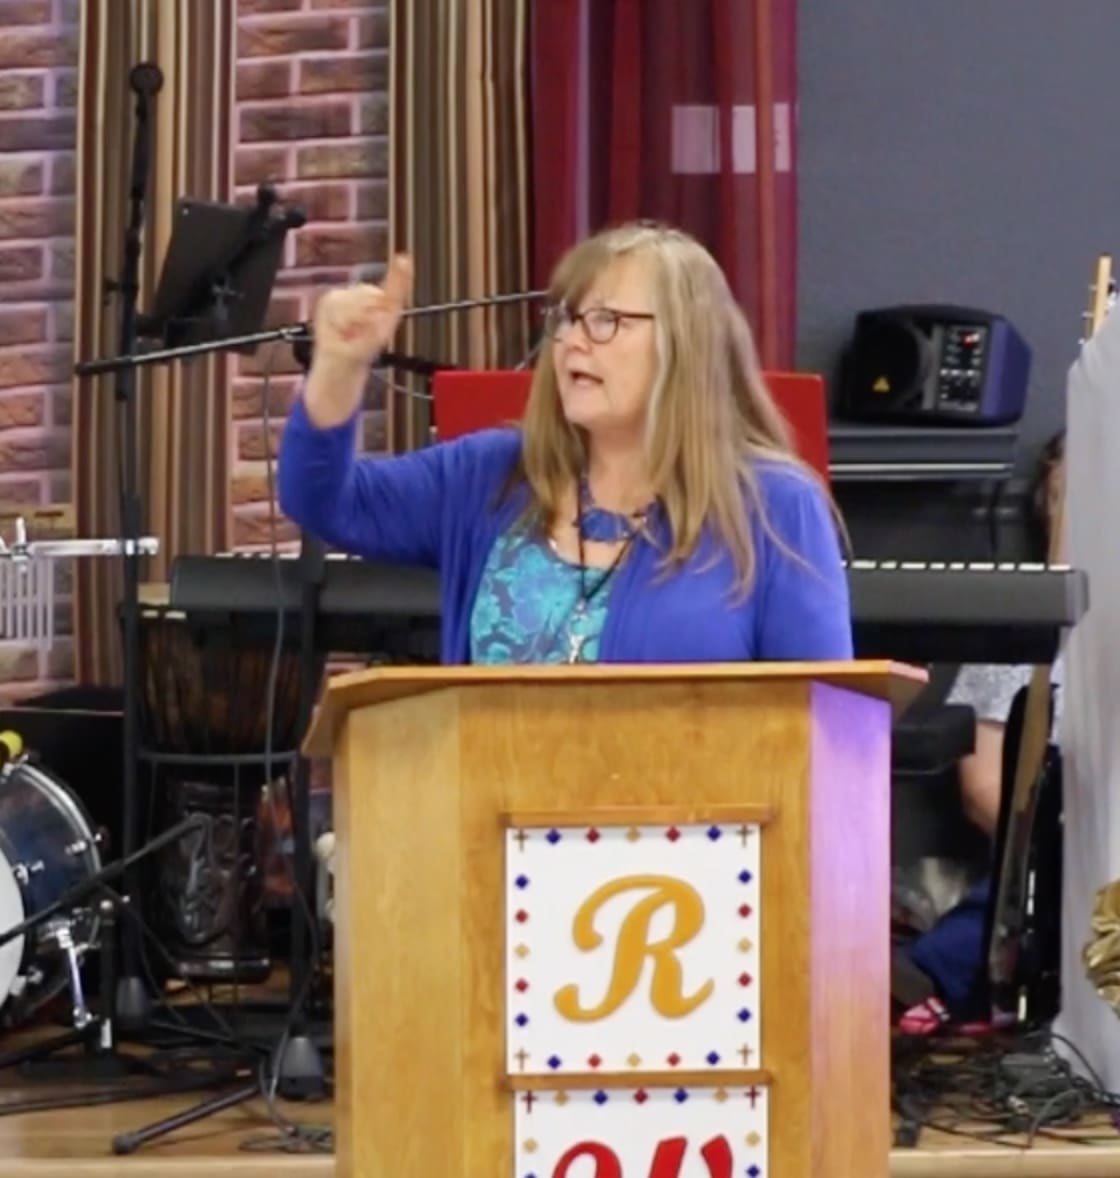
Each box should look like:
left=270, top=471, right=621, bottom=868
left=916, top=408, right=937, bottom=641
left=99, top=884, right=243, bottom=1048
left=253, top=342, right=332, bottom=1152
left=891, top=1024, right=1120, bottom=1151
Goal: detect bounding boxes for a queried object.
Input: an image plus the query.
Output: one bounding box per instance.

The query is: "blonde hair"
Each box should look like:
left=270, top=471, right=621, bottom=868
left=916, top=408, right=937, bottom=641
left=516, top=221, right=836, bottom=596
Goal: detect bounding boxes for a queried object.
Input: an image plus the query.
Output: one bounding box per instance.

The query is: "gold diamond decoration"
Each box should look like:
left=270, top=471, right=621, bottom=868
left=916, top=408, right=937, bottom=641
left=626, top=827, right=641, bottom=842
left=746, top=1132, right=761, bottom=1148
left=554, top=1092, right=569, bottom=1106
left=515, top=944, right=530, bottom=959
left=523, top=1140, right=538, bottom=1154
left=737, top=937, right=753, bottom=953
left=626, top=1053, right=642, bottom=1067
left=714, top=1089, right=728, bottom=1103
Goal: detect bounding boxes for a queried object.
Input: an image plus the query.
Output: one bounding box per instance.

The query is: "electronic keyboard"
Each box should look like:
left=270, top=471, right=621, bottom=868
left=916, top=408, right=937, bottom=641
left=168, top=553, right=1086, bottom=666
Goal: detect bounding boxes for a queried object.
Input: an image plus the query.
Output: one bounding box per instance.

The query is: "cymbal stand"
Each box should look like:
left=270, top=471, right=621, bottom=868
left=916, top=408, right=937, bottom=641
left=0, top=520, right=158, bottom=1077
left=0, top=517, right=158, bottom=653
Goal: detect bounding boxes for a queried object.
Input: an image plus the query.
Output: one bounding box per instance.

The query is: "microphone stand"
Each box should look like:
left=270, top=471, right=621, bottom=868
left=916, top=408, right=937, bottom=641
left=72, top=283, right=545, bottom=1152
left=74, top=288, right=547, bottom=378
left=106, top=61, right=163, bottom=1031
left=268, top=345, right=449, bottom=1103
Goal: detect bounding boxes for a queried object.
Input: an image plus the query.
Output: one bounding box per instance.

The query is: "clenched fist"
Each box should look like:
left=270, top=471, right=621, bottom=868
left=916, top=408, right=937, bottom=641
left=304, top=254, right=414, bottom=428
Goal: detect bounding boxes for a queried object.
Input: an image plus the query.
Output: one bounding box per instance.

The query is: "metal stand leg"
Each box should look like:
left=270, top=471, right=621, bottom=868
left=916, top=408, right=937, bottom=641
left=2, top=897, right=143, bottom=1083
left=0, top=1028, right=87, bottom=1072
left=112, top=1080, right=261, bottom=1155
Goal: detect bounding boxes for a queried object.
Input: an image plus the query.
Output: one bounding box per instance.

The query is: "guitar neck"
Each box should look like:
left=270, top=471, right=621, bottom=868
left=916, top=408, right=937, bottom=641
left=1086, top=252, right=1115, bottom=342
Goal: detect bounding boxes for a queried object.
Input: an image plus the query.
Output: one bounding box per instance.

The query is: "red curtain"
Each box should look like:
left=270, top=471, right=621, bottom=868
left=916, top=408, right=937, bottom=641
left=531, top=0, right=797, bottom=369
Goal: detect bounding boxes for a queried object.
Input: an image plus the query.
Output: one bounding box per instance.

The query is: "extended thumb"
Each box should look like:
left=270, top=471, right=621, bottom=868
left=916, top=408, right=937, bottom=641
left=382, top=253, right=413, bottom=308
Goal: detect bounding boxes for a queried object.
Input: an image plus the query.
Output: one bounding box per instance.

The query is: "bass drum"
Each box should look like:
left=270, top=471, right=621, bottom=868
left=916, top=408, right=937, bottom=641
left=0, top=755, right=103, bottom=1024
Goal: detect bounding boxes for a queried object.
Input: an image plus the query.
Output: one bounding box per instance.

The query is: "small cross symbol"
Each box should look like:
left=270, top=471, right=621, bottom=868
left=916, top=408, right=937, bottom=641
left=521, top=1090, right=536, bottom=1111
left=738, top=824, right=752, bottom=847
left=746, top=1085, right=761, bottom=1108
left=514, top=829, right=529, bottom=851
left=515, top=1048, right=529, bottom=1071
left=739, top=1045, right=753, bottom=1065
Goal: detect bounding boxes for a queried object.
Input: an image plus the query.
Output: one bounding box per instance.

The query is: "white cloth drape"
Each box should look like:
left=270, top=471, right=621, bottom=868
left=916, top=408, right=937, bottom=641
left=1056, top=302, right=1120, bottom=1086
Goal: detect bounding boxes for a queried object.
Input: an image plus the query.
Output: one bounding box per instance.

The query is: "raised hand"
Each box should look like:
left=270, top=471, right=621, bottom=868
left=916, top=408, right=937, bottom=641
left=312, top=253, right=413, bottom=367
left=304, top=254, right=414, bottom=427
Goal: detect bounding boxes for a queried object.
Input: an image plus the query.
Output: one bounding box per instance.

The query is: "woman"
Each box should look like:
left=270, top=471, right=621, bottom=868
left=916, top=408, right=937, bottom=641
left=278, top=222, right=852, bottom=665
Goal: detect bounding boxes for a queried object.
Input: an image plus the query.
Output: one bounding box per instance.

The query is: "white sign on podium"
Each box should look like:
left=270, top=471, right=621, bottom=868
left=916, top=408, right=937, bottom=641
left=505, top=819, right=768, bottom=1178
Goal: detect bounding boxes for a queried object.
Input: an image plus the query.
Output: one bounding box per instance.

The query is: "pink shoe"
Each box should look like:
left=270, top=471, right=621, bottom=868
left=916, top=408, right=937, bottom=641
left=897, top=997, right=951, bottom=1035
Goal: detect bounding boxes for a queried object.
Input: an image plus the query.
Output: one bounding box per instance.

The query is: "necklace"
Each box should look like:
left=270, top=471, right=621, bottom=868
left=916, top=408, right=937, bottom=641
left=575, top=473, right=651, bottom=543
left=564, top=495, right=636, bottom=664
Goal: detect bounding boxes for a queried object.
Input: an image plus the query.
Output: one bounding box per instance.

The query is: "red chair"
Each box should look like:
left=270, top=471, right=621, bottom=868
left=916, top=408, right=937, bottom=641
left=431, top=368, right=831, bottom=485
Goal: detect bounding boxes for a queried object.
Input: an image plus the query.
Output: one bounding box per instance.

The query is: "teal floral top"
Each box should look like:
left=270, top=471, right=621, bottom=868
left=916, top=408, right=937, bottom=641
left=469, top=528, right=614, bottom=664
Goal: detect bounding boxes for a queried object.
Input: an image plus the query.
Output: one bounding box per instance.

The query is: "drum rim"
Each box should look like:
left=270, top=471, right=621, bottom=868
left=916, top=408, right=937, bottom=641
left=0, top=757, right=103, bottom=1021
left=2, top=756, right=104, bottom=874
left=0, top=841, right=27, bottom=1008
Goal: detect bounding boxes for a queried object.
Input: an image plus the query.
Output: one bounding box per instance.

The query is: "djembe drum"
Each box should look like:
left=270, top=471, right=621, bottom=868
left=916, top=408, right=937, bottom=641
left=135, top=603, right=311, bottom=985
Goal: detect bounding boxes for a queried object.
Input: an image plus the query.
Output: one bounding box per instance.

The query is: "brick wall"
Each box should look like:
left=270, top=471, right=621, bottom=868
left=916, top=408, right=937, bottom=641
left=0, top=0, right=80, bottom=696
left=232, top=0, right=390, bottom=551
left=0, top=0, right=390, bottom=700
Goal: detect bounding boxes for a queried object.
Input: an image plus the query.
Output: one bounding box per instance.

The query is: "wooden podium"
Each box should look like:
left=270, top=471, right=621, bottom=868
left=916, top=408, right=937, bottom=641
left=305, top=660, right=924, bottom=1178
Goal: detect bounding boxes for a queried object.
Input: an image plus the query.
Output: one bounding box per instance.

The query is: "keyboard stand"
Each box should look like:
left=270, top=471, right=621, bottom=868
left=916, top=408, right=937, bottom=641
left=276, top=529, right=330, bottom=1098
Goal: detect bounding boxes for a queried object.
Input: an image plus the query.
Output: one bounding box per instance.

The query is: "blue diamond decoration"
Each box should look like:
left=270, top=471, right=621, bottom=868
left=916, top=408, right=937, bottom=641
left=707, top=825, right=722, bottom=841
left=515, top=1014, right=528, bottom=1027
left=593, top=1090, right=608, bottom=1105
left=738, top=869, right=753, bottom=884
left=674, top=1088, right=689, bottom=1103
left=737, top=1008, right=752, bottom=1023
left=747, top=1168, right=761, bottom=1178
left=706, top=1050, right=720, bottom=1065
left=515, top=874, right=530, bottom=889
left=546, top=829, right=561, bottom=845
left=547, top=1055, right=562, bottom=1069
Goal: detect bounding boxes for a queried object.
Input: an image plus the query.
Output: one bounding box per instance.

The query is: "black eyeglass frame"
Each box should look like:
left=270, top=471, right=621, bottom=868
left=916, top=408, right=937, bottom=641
left=541, top=303, right=656, bottom=344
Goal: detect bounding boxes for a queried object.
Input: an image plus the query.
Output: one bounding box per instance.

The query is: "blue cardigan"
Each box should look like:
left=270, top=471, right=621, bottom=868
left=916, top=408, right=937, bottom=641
left=277, top=397, right=853, bottom=664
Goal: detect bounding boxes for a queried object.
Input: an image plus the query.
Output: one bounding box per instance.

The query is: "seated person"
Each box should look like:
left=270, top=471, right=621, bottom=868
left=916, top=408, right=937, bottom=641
left=897, top=430, right=1066, bottom=1023
left=946, top=430, right=1067, bottom=838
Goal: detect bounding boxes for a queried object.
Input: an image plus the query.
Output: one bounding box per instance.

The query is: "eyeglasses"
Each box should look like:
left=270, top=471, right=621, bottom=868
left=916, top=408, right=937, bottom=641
left=542, top=303, right=655, bottom=344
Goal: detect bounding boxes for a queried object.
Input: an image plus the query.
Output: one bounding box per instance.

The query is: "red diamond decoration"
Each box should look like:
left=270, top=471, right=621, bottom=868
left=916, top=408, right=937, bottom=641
left=666, top=827, right=681, bottom=842
left=587, top=1054, right=602, bottom=1068
left=515, top=910, right=529, bottom=923
left=738, top=904, right=752, bottom=918
left=515, top=979, right=529, bottom=993
left=667, top=1052, right=681, bottom=1066
left=738, top=972, right=753, bottom=987
left=634, top=1089, right=649, bottom=1104
left=586, top=828, right=600, bottom=844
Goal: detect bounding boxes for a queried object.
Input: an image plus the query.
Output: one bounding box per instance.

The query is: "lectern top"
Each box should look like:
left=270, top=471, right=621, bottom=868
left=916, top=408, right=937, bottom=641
left=302, top=658, right=926, bottom=757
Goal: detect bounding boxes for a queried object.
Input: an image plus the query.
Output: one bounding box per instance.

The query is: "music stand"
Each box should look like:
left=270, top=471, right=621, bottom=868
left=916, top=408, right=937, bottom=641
left=140, top=186, right=298, bottom=350
left=68, top=166, right=304, bottom=1067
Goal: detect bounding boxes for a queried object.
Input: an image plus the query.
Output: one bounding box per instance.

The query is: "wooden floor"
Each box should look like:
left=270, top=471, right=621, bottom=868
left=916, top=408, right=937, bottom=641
left=0, top=1086, right=1116, bottom=1177
left=0, top=1086, right=334, bottom=1177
